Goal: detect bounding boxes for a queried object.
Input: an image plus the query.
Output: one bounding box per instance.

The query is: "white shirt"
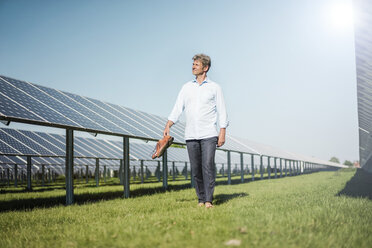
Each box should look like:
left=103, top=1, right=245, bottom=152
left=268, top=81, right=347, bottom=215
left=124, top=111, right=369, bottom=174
left=168, top=78, right=229, bottom=140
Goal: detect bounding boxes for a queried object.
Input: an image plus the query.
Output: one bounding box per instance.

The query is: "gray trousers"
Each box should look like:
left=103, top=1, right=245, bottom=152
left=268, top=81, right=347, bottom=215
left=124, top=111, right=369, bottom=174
left=186, top=136, right=218, bottom=203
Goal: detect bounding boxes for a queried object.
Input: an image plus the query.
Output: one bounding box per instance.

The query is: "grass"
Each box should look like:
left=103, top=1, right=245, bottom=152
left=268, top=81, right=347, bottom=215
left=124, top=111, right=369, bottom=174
left=0, top=168, right=371, bottom=247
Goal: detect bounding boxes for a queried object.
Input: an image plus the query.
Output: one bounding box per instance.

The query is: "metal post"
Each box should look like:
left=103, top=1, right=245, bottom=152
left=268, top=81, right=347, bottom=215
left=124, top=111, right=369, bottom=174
left=294, top=161, right=297, bottom=175
left=145, top=166, right=149, bottom=180
left=141, top=160, right=144, bottom=184
left=227, top=151, right=231, bottom=185
left=27, top=156, right=32, bottom=191
left=267, top=156, right=271, bottom=179
left=251, top=154, right=255, bottom=181
left=274, top=157, right=277, bottom=179
left=280, top=158, right=283, bottom=178
left=95, top=158, right=100, bottom=187
left=185, top=162, right=188, bottom=180
left=172, top=161, right=175, bottom=181
left=14, top=164, right=18, bottom=187
left=123, top=136, right=130, bottom=198
left=104, top=165, right=107, bottom=183
left=41, top=164, right=45, bottom=187
left=20, top=170, right=23, bottom=185
left=285, top=159, right=288, bottom=176
left=240, top=153, right=244, bottom=183
left=119, top=161, right=123, bottom=184
left=260, top=155, right=263, bottom=180
left=162, top=149, right=168, bottom=189
left=80, top=168, right=83, bottom=183
left=65, top=129, right=74, bottom=205
left=7, top=168, right=10, bottom=186
left=157, top=161, right=161, bottom=182
left=48, top=168, right=51, bottom=183
left=85, top=165, right=89, bottom=183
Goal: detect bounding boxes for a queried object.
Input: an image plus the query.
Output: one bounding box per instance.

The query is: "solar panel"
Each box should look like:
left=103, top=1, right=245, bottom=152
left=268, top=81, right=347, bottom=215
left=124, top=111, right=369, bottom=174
left=29, top=82, right=111, bottom=132
left=0, top=76, right=79, bottom=127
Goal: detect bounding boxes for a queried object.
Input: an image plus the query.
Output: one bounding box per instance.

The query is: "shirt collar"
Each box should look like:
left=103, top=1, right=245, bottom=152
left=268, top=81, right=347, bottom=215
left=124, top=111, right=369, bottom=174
left=192, top=77, right=209, bottom=85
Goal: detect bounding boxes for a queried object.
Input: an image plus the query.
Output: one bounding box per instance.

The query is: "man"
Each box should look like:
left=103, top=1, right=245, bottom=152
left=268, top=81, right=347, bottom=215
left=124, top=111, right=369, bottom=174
left=163, top=54, right=229, bottom=208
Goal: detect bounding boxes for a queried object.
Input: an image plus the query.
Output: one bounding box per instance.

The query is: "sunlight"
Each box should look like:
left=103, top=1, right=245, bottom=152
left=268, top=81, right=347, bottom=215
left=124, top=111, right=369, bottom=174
left=328, top=2, right=354, bottom=30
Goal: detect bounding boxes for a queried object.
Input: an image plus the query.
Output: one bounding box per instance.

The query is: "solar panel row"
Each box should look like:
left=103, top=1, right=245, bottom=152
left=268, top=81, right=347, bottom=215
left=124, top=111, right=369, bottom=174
left=0, top=127, right=342, bottom=170
left=354, top=0, right=372, bottom=172
left=0, top=75, right=184, bottom=143
left=0, top=74, right=345, bottom=201
left=0, top=128, right=190, bottom=162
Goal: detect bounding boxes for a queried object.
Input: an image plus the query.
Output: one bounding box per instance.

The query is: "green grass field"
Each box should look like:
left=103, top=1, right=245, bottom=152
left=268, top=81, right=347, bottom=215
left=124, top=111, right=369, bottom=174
left=0, top=168, right=371, bottom=248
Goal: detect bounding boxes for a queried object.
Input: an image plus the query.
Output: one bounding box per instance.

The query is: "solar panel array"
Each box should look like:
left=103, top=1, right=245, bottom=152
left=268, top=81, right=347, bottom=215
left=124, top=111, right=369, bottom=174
left=354, top=0, right=372, bottom=173
left=0, top=75, right=186, bottom=143
left=0, top=75, right=344, bottom=173
left=0, top=75, right=275, bottom=155
left=0, top=128, right=189, bottom=163
left=0, top=127, right=343, bottom=176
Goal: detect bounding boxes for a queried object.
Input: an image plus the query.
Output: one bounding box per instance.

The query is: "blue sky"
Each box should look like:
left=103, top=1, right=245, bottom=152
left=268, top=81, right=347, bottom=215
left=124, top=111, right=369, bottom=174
left=0, top=0, right=358, bottom=163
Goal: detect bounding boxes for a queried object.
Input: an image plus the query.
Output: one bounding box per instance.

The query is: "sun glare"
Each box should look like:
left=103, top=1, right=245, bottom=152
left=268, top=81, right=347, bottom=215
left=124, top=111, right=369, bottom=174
left=328, top=2, right=354, bottom=30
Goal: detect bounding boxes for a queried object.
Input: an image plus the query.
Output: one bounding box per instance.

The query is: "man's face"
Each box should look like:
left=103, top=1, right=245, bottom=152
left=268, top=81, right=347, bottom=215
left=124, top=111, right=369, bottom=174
left=192, top=60, right=208, bottom=76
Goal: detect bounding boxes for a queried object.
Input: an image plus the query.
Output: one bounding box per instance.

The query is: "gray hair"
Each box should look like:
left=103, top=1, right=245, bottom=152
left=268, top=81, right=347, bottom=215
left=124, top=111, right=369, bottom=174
left=193, top=53, right=211, bottom=72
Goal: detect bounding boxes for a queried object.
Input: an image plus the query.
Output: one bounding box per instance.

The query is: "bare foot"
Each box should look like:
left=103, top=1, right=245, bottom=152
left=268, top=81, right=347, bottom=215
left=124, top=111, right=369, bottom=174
left=197, top=202, right=204, bottom=207
left=205, top=202, right=214, bottom=208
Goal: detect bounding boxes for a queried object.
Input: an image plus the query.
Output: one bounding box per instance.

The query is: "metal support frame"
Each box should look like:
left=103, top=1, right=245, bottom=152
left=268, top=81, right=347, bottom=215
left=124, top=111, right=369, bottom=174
left=251, top=154, right=255, bottom=181
left=185, top=162, right=188, bottom=180
left=65, top=129, right=74, bottom=205
left=227, top=151, right=231, bottom=185
left=104, top=165, right=107, bottom=183
left=14, top=164, right=18, bottom=187
left=162, top=149, right=168, bottom=189
left=240, top=153, right=244, bottom=183
left=268, top=156, right=271, bottom=179
left=274, top=157, right=277, bottom=179
left=295, top=161, right=298, bottom=175
left=172, top=161, right=175, bottom=181
left=27, top=156, right=32, bottom=191
left=260, top=155, right=263, bottom=180
left=85, top=165, right=89, bottom=183
left=7, top=168, right=10, bottom=186
left=42, top=164, right=45, bottom=187
left=280, top=158, right=283, bottom=178
left=123, top=136, right=130, bottom=198
left=285, top=159, right=288, bottom=176
left=141, top=160, right=144, bottom=183
left=157, top=161, right=161, bottom=182
left=95, top=158, right=100, bottom=187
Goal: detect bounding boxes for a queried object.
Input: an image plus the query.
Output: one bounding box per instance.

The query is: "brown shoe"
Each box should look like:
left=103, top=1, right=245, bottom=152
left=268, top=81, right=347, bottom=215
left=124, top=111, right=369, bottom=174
left=152, top=135, right=174, bottom=159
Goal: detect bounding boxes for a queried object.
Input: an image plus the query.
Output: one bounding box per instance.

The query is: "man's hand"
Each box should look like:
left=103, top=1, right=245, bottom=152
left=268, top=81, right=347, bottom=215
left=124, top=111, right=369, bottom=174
left=163, top=120, right=174, bottom=137
left=217, top=128, right=226, bottom=147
